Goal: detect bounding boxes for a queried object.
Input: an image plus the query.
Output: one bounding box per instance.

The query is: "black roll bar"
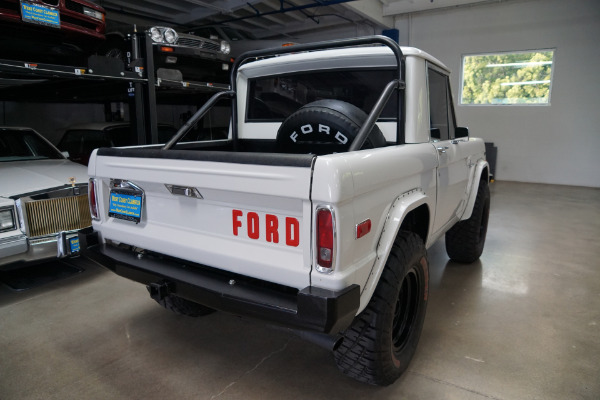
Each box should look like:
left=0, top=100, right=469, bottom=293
left=231, top=35, right=405, bottom=149
left=162, top=90, right=235, bottom=150
left=348, top=79, right=401, bottom=151
left=162, top=35, right=405, bottom=150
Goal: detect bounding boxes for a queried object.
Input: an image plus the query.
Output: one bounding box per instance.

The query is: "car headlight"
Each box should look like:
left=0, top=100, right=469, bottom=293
left=0, top=207, right=16, bottom=232
left=164, top=28, right=178, bottom=44
left=149, top=27, right=178, bottom=44
left=150, top=27, right=164, bottom=43
left=221, top=40, right=231, bottom=55
left=83, top=7, right=104, bottom=21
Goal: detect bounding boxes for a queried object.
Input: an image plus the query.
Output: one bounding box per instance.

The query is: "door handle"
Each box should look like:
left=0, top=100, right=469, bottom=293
left=437, top=146, right=449, bottom=153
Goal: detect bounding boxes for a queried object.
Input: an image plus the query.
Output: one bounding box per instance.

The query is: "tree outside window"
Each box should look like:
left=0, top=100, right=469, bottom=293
left=460, top=49, right=555, bottom=105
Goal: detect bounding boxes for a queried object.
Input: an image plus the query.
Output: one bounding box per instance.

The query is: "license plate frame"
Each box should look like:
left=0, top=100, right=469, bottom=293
left=20, top=1, right=60, bottom=29
left=108, top=189, right=143, bottom=223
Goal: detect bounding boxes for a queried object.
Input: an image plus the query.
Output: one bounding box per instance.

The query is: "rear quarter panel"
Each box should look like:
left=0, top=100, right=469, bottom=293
left=310, top=144, right=438, bottom=312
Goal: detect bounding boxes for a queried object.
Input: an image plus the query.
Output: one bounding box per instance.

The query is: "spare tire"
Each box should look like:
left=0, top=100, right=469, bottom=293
left=276, top=100, right=386, bottom=155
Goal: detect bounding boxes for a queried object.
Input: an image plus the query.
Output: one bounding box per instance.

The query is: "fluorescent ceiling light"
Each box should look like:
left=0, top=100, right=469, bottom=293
left=487, top=61, right=553, bottom=68
left=501, top=80, right=551, bottom=86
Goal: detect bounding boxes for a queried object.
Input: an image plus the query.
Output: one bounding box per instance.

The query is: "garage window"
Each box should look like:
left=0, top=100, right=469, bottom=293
left=460, top=49, right=555, bottom=105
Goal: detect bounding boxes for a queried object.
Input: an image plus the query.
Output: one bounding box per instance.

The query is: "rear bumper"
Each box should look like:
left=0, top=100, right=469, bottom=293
left=81, top=231, right=359, bottom=334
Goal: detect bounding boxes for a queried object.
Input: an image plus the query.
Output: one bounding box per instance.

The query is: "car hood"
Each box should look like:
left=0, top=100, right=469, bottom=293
left=0, top=160, right=89, bottom=198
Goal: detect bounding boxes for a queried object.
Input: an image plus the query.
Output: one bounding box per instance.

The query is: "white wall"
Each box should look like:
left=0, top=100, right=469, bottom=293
left=395, top=0, right=600, bottom=187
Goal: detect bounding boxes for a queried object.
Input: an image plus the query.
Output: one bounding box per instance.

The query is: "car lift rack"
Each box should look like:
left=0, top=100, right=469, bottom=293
left=0, top=32, right=230, bottom=146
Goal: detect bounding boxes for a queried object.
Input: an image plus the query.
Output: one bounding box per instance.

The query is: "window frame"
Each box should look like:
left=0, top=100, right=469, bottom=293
left=427, top=64, right=457, bottom=141
left=459, top=48, right=556, bottom=106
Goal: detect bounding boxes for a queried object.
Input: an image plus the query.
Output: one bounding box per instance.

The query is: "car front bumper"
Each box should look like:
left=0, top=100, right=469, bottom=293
left=0, top=231, right=82, bottom=270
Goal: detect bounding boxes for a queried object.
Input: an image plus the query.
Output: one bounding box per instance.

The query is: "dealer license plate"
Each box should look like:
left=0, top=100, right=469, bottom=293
left=69, top=236, right=80, bottom=254
left=108, top=190, right=143, bottom=223
left=21, top=1, right=60, bottom=28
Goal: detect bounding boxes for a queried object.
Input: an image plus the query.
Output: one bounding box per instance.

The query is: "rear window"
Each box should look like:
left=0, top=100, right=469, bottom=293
left=247, top=69, right=399, bottom=122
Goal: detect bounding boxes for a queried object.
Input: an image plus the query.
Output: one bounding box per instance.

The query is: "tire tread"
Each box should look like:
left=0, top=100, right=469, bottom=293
left=334, top=232, right=427, bottom=385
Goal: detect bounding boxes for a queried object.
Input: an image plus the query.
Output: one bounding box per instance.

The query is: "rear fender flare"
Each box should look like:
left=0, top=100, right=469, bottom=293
left=358, top=189, right=430, bottom=312
left=460, top=160, right=489, bottom=221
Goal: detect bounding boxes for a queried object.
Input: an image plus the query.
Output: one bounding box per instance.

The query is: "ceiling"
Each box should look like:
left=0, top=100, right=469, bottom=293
left=94, top=0, right=492, bottom=41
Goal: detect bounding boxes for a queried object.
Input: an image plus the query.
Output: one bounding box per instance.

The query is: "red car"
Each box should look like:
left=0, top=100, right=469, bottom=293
left=0, top=0, right=106, bottom=63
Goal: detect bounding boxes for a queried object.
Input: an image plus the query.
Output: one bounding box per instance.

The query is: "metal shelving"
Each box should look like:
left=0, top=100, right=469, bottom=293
left=0, top=32, right=230, bottom=145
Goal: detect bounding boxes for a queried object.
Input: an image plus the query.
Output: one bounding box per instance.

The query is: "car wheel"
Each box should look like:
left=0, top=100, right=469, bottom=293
left=334, top=231, right=429, bottom=385
left=99, top=36, right=128, bottom=64
left=445, top=179, right=490, bottom=263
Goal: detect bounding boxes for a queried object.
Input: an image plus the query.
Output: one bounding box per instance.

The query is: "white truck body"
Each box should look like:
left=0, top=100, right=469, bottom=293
left=83, top=36, right=490, bottom=385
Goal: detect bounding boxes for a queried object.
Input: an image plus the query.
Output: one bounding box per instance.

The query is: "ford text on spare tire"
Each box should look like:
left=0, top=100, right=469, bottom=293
left=81, top=36, right=490, bottom=386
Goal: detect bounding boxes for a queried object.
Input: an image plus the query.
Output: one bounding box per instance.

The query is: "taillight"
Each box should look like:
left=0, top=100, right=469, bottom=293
left=89, top=178, right=99, bottom=220
left=316, top=207, right=335, bottom=273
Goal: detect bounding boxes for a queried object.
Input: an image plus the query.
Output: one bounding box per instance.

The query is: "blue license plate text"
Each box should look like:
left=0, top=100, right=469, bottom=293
left=21, top=1, right=60, bottom=28
left=109, top=192, right=142, bottom=222
left=69, top=237, right=80, bottom=254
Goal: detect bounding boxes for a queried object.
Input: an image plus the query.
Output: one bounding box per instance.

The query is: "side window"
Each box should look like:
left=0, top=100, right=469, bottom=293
left=428, top=68, right=453, bottom=141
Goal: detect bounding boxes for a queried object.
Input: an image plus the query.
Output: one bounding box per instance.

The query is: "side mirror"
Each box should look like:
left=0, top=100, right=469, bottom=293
left=455, top=127, right=469, bottom=138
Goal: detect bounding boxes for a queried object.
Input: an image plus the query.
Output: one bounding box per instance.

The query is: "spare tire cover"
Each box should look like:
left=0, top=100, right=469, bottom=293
left=276, top=100, right=386, bottom=155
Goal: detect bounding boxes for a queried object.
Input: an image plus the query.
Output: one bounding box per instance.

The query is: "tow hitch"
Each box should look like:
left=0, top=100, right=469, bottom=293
left=148, top=281, right=174, bottom=301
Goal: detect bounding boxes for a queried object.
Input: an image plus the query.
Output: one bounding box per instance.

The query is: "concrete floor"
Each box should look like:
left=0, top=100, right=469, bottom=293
left=1, top=181, right=599, bottom=400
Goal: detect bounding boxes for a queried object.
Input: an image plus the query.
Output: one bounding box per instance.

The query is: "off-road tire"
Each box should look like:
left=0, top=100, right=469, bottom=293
left=152, top=294, right=215, bottom=317
left=334, top=231, right=429, bottom=386
left=445, top=180, right=490, bottom=263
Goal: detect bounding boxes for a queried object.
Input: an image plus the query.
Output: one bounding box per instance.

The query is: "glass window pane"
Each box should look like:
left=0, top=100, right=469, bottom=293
left=461, top=49, right=554, bottom=105
left=247, top=69, right=399, bottom=121
left=428, top=69, right=449, bottom=140
left=0, top=128, right=63, bottom=161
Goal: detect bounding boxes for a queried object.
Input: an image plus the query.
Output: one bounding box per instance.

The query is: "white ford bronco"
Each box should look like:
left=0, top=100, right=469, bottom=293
left=82, top=36, right=490, bottom=385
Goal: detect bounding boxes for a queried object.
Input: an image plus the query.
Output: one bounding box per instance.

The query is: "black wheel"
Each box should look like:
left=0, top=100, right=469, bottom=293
left=276, top=100, right=386, bottom=155
left=334, top=231, right=429, bottom=386
left=445, top=180, right=490, bottom=263
left=150, top=292, right=215, bottom=317
left=98, top=35, right=129, bottom=64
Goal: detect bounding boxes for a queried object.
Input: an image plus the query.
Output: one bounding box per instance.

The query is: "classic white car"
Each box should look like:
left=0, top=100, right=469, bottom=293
left=0, top=127, right=92, bottom=270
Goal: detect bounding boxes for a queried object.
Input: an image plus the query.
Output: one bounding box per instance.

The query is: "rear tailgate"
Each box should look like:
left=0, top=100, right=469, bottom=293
left=89, top=148, right=315, bottom=289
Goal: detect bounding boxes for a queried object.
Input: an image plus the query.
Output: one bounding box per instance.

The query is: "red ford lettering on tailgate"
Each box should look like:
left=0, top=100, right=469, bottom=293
left=232, top=209, right=300, bottom=247
left=265, top=214, right=279, bottom=243
left=286, top=217, right=300, bottom=247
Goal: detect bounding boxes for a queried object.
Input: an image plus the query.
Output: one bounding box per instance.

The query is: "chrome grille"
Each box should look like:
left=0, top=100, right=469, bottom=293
left=24, top=194, right=92, bottom=237
left=176, top=37, right=221, bottom=52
